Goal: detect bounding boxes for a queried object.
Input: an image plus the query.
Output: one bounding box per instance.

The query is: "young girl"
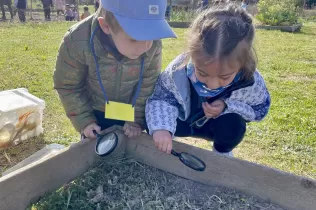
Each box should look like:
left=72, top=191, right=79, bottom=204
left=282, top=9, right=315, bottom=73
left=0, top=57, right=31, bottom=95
left=80, top=5, right=90, bottom=20
left=241, top=0, right=248, bottom=10
left=64, top=4, right=73, bottom=21
left=146, top=4, right=271, bottom=156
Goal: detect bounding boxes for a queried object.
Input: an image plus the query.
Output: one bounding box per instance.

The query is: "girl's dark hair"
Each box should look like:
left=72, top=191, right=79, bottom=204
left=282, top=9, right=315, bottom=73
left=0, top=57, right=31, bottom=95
left=188, top=4, right=257, bottom=80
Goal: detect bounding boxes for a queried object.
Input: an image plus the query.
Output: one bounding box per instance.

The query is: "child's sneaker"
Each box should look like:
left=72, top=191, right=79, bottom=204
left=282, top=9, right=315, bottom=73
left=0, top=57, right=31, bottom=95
left=212, top=145, right=234, bottom=157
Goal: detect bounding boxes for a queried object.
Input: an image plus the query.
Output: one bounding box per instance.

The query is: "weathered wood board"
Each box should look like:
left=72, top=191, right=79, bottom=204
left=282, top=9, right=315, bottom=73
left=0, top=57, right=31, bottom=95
left=0, top=127, right=126, bottom=210
left=126, top=132, right=316, bottom=210
left=0, top=127, right=315, bottom=210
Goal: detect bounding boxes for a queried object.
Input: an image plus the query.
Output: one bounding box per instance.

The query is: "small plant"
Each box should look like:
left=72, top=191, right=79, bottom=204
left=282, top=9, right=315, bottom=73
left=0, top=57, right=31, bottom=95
left=256, top=0, right=300, bottom=26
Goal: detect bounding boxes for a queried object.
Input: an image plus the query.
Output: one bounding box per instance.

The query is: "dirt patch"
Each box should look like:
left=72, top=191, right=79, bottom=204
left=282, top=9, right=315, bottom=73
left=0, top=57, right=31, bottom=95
left=0, top=136, right=46, bottom=176
left=30, top=158, right=286, bottom=210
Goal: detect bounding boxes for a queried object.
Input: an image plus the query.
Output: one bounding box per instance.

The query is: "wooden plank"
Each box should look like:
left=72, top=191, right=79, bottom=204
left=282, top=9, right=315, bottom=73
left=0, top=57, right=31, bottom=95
left=3, top=144, right=65, bottom=176
left=125, top=133, right=316, bottom=210
left=256, top=24, right=303, bottom=32
left=0, top=126, right=315, bottom=210
left=168, top=21, right=191, bottom=28
left=0, top=127, right=126, bottom=210
left=167, top=22, right=302, bottom=33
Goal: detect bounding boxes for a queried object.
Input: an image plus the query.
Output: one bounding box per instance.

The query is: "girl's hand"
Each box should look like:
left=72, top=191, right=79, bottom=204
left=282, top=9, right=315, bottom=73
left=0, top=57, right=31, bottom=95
left=202, top=99, right=226, bottom=118
left=153, top=130, right=173, bottom=154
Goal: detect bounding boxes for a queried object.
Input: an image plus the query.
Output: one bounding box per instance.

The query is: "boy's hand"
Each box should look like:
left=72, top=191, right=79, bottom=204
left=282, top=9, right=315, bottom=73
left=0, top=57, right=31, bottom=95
left=202, top=99, right=226, bottom=118
left=82, top=123, right=101, bottom=139
left=153, top=130, right=172, bottom=154
left=123, top=122, right=142, bottom=138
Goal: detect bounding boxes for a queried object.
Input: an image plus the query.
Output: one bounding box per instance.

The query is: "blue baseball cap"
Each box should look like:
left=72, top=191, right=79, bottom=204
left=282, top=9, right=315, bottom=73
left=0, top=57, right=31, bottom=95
left=101, top=0, right=177, bottom=41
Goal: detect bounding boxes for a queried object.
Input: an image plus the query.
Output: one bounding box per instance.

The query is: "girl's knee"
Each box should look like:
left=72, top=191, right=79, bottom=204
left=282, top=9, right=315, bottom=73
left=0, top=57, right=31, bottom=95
left=212, top=114, right=246, bottom=152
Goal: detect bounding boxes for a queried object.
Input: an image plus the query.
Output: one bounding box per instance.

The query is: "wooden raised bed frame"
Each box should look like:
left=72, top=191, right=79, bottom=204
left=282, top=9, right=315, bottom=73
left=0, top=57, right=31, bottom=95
left=0, top=126, right=315, bottom=210
left=168, top=22, right=303, bottom=32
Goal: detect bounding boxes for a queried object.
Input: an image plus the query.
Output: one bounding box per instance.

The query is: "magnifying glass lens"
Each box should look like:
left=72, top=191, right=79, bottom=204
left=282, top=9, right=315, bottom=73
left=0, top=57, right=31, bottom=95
left=95, top=132, right=118, bottom=156
left=179, top=152, right=206, bottom=171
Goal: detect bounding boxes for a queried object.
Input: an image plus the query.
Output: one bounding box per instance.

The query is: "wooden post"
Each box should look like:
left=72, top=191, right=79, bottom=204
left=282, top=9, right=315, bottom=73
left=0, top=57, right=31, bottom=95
left=30, top=0, right=33, bottom=20
left=169, top=0, right=172, bottom=20
left=126, top=132, right=316, bottom=210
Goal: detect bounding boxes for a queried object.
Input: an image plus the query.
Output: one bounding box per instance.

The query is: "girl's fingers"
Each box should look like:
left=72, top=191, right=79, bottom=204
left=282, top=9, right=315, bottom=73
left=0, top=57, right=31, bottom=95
left=162, top=140, right=168, bottom=153
left=123, top=123, right=128, bottom=132
left=154, top=139, right=159, bottom=148
left=167, top=143, right=172, bottom=154
left=158, top=140, right=164, bottom=151
left=204, top=102, right=214, bottom=110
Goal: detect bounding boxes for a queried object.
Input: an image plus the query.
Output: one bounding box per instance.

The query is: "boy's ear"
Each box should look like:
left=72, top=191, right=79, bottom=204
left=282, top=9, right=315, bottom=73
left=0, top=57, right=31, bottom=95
left=98, top=17, right=111, bottom=35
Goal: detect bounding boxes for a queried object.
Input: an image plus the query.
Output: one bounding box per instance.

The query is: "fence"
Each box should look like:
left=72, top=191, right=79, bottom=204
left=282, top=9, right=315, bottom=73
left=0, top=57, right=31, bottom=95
left=0, top=0, right=96, bottom=21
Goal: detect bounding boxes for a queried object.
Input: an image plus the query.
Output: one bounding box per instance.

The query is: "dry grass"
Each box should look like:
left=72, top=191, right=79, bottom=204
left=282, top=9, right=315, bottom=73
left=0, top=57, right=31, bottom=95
left=29, top=158, right=285, bottom=210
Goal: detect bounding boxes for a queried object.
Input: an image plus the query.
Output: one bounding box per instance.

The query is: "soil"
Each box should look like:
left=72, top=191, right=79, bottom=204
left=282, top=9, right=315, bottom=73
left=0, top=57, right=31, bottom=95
left=30, top=158, right=286, bottom=210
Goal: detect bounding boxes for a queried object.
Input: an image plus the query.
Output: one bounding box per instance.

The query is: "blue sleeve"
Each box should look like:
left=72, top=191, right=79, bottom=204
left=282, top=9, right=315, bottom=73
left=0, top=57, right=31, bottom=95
left=146, top=72, right=180, bottom=135
left=223, top=71, right=271, bottom=122
left=251, top=91, right=271, bottom=121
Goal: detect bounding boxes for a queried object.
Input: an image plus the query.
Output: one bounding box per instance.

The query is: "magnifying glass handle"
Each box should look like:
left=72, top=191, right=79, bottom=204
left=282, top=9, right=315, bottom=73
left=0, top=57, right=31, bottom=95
left=93, top=130, right=98, bottom=137
left=171, top=149, right=180, bottom=157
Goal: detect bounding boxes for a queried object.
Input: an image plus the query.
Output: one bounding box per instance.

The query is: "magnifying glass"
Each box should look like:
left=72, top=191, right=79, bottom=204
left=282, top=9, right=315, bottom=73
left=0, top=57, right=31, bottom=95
left=94, top=130, right=118, bottom=157
left=171, top=149, right=206, bottom=171
left=93, top=128, right=206, bottom=171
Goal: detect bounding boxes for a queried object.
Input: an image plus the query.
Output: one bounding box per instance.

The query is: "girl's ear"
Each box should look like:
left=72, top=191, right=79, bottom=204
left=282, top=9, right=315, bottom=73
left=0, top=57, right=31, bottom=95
left=98, top=17, right=111, bottom=35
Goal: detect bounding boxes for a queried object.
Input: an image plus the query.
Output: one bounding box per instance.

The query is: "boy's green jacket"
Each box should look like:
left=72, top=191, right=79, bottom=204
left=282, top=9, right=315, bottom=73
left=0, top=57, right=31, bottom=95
left=54, top=15, right=162, bottom=132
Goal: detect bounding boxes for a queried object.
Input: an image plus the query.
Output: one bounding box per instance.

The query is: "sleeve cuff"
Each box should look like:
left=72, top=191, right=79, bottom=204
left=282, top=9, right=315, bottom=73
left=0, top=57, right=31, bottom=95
left=70, top=114, right=97, bottom=132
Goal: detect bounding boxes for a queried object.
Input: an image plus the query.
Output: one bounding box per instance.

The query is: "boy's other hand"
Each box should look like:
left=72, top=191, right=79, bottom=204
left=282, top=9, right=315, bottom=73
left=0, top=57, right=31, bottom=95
left=82, top=123, right=101, bottom=139
left=123, top=122, right=142, bottom=138
left=202, top=99, right=226, bottom=118
left=153, top=130, right=172, bottom=154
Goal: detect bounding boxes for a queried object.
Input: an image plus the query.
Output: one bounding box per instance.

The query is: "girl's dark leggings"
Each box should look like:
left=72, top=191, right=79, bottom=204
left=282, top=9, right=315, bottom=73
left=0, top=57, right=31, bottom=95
left=175, top=113, right=246, bottom=153
left=94, top=110, right=246, bottom=153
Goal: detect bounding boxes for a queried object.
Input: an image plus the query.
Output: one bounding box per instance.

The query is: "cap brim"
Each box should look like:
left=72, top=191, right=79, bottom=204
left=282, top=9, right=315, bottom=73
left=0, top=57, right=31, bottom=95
left=114, top=15, right=177, bottom=41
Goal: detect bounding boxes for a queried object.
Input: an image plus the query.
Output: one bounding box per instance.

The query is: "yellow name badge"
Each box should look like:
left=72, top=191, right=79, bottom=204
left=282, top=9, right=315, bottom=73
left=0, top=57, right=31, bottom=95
left=105, top=101, right=134, bottom=122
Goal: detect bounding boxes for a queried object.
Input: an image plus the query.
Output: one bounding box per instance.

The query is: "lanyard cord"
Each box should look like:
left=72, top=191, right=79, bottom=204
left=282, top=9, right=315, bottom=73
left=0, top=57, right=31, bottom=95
left=90, top=25, right=144, bottom=107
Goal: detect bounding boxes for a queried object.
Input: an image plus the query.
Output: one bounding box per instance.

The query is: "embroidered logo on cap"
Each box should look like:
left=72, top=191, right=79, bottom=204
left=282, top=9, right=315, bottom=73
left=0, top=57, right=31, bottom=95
left=149, top=5, right=159, bottom=15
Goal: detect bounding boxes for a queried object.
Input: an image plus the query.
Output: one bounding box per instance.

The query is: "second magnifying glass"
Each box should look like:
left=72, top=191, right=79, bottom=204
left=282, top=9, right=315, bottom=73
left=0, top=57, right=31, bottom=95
left=171, top=149, right=206, bottom=171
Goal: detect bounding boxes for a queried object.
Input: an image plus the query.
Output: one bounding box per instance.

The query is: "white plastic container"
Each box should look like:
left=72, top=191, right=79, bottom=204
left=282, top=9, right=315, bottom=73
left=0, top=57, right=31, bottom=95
left=0, top=88, right=45, bottom=148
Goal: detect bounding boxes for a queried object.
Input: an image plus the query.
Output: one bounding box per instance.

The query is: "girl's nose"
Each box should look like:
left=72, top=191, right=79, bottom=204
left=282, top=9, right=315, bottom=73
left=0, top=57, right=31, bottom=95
left=206, top=78, right=221, bottom=89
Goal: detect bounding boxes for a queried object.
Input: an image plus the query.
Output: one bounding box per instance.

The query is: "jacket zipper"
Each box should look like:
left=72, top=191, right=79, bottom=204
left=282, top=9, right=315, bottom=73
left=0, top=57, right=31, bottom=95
left=114, top=62, right=123, bottom=101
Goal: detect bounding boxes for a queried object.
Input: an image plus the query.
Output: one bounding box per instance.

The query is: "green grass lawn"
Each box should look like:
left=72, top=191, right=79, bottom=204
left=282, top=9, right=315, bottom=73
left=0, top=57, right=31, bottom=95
left=0, top=21, right=315, bottom=179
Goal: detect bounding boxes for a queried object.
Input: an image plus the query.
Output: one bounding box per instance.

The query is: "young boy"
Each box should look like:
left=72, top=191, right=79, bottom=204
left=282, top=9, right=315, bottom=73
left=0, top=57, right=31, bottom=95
left=54, top=0, right=176, bottom=140
left=0, top=0, right=13, bottom=20
left=64, top=4, right=73, bottom=21
left=72, top=6, right=78, bottom=21
left=94, top=0, right=99, bottom=12
left=80, top=5, right=90, bottom=20
left=41, top=0, right=53, bottom=21
left=54, top=0, right=65, bottom=18
left=241, top=0, right=248, bottom=10
left=16, top=0, right=26, bottom=22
